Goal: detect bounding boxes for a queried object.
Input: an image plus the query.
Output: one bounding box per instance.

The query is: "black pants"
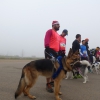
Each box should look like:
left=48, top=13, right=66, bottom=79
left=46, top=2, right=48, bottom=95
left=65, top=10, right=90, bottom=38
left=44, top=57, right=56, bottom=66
left=58, top=50, right=65, bottom=57
left=81, top=57, right=88, bottom=61
left=89, top=55, right=93, bottom=63
left=44, top=48, right=58, bottom=59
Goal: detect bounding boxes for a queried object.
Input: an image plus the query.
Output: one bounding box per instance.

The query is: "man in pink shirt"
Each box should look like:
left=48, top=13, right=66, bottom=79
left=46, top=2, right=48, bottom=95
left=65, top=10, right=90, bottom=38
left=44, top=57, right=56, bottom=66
left=44, top=21, right=60, bottom=93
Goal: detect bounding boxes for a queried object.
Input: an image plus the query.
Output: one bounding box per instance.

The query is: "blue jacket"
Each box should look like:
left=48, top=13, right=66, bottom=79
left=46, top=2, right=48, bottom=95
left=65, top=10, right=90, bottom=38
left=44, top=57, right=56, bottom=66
left=80, top=45, right=88, bottom=57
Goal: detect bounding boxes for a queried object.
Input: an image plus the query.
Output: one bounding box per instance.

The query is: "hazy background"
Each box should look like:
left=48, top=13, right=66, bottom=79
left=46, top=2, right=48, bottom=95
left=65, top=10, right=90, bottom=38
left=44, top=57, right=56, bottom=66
left=0, top=0, right=100, bottom=57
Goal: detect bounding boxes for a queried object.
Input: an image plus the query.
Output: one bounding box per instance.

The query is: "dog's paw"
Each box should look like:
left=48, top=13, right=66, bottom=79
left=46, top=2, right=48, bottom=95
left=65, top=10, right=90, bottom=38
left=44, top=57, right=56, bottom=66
left=58, top=92, right=62, bottom=95
left=70, top=77, right=73, bottom=79
left=65, top=77, right=68, bottom=79
left=57, top=98, right=62, bottom=100
left=83, top=81, right=86, bottom=83
left=56, top=96, right=62, bottom=100
left=29, top=95, right=36, bottom=99
left=33, top=96, right=36, bottom=99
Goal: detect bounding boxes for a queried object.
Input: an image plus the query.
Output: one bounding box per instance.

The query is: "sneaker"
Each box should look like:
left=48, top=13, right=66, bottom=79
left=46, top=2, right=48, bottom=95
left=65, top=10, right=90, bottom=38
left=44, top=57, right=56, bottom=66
left=80, top=75, right=83, bottom=78
left=77, top=75, right=82, bottom=78
left=46, top=83, right=54, bottom=93
left=73, top=76, right=77, bottom=79
left=88, top=69, right=92, bottom=73
left=50, top=81, right=54, bottom=87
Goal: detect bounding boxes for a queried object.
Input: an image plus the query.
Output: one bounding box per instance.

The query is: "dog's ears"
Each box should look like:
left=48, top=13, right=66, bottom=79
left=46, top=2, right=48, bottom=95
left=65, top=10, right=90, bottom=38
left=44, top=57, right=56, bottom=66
left=67, top=48, right=73, bottom=58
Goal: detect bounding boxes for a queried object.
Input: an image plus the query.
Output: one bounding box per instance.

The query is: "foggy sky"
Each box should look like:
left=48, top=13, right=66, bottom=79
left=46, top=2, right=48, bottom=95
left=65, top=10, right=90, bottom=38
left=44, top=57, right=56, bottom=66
left=0, top=0, right=100, bottom=57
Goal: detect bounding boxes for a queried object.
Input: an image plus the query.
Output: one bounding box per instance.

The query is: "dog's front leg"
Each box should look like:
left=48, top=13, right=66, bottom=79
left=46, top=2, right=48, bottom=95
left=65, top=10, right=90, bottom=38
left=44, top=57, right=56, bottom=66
left=54, top=80, right=62, bottom=100
left=83, top=76, right=87, bottom=83
left=79, top=72, right=86, bottom=83
left=86, top=75, right=89, bottom=81
left=70, top=71, right=74, bottom=79
left=99, top=68, right=100, bottom=74
left=65, top=72, right=69, bottom=79
left=58, top=84, right=62, bottom=95
left=96, top=68, right=99, bottom=74
left=92, top=68, right=95, bottom=73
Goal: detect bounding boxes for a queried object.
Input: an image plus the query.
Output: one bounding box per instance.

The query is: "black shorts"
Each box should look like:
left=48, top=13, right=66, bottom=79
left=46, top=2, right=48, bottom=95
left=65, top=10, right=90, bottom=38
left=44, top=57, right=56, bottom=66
left=89, top=55, right=93, bottom=63
left=44, top=48, right=58, bottom=59
left=81, top=57, right=88, bottom=61
left=58, top=50, right=65, bottom=57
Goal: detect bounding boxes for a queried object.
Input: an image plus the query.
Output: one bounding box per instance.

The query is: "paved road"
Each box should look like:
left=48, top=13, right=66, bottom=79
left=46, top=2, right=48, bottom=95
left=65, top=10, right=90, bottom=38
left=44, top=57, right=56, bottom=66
left=0, top=59, right=100, bottom=100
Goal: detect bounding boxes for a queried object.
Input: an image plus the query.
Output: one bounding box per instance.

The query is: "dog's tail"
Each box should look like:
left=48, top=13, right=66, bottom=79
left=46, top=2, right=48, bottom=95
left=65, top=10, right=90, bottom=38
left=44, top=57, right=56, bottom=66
left=15, top=68, right=26, bottom=99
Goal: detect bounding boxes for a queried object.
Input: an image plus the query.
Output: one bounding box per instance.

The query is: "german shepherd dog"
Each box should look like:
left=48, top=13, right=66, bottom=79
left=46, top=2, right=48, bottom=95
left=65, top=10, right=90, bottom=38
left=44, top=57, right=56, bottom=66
left=15, top=48, right=80, bottom=100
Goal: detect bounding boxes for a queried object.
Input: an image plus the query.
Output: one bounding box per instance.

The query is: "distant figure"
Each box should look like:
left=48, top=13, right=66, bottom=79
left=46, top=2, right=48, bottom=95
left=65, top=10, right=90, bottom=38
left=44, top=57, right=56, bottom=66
left=96, top=47, right=100, bottom=62
left=95, top=47, right=99, bottom=58
left=84, top=38, right=89, bottom=56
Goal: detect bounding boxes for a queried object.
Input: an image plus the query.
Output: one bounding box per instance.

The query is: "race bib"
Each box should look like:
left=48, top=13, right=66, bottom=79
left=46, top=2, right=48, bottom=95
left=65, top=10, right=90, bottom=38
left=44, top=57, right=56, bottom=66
left=83, top=50, right=87, bottom=54
left=60, top=43, right=66, bottom=47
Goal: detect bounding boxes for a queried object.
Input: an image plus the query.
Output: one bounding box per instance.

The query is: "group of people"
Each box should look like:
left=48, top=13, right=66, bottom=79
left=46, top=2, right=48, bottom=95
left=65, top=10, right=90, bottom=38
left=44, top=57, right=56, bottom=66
left=72, top=34, right=89, bottom=61
left=72, top=34, right=91, bottom=77
left=43, top=20, right=99, bottom=93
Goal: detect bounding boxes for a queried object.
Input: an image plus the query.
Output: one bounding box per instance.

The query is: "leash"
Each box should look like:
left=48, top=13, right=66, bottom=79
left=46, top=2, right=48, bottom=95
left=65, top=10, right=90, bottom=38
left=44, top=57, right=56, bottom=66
left=45, top=51, right=67, bottom=79
left=70, top=60, right=82, bottom=73
left=45, top=51, right=54, bottom=58
left=45, top=51, right=56, bottom=61
left=70, top=60, right=80, bottom=66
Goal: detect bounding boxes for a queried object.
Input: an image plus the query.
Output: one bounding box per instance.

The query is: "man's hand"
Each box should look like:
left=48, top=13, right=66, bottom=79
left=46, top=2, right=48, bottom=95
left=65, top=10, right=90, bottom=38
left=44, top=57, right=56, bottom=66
left=45, top=46, right=50, bottom=52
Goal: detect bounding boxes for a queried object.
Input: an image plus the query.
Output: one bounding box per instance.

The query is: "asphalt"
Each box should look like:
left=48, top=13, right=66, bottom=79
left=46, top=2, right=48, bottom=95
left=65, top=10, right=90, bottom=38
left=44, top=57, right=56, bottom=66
left=0, top=59, right=100, bottom=100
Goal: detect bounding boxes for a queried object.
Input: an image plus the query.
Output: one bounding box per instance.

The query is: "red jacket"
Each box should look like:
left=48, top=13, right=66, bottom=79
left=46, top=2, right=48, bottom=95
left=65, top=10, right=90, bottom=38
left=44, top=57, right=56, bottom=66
left=59, top=35, right=66, bottom=51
